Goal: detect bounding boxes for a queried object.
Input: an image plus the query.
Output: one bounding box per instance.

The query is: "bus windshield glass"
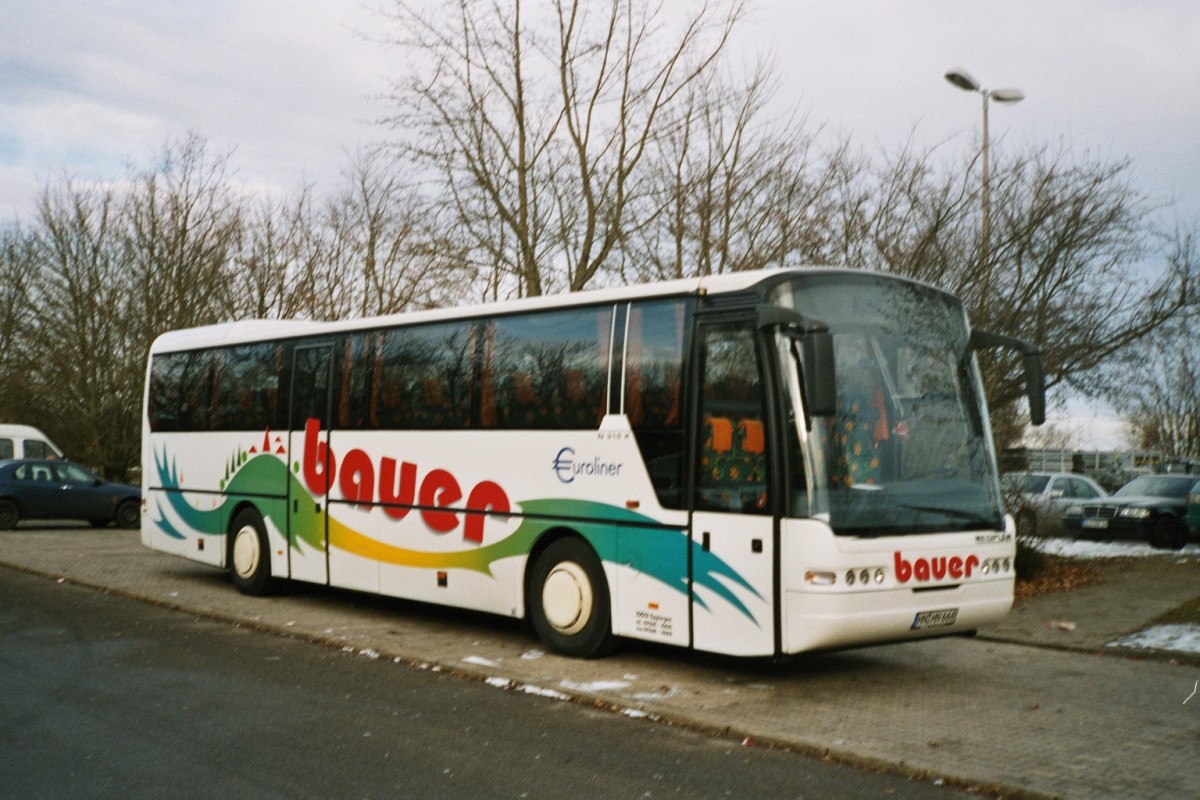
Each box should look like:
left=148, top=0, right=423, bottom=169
left=769, top=273, right=1004, bottom=536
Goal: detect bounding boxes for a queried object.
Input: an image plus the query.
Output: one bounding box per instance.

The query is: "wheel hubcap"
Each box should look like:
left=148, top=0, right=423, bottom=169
left=542, top=561, right=592, bottom=635
left=232, top=526, right=260, bottom=579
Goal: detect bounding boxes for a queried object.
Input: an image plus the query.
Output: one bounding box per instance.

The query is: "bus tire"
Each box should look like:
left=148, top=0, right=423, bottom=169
left=0, top=499, right=18, bottom=530
left=229, top=509, right=276, bottom=596
left=530, top=537, right=615, bottom=659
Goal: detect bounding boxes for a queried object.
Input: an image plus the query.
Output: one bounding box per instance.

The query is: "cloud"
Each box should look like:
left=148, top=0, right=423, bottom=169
left=0, top=0, right=392, bottom=210
left=1, top=0, right=1196, bottom=222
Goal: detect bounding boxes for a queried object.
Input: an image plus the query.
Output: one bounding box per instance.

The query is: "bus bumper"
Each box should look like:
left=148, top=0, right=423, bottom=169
left=781, top=577, right=1013, bottom=654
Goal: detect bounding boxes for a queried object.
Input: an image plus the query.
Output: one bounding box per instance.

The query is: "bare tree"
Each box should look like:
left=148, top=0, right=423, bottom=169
left=622, top=63, right=847, bottom=282
left=1111, top=227, right=1200, bottom=458
left=234, top=186, right=321, bottom=319
left=857, top=135, right=976, bottom=292
left=1122, top=322, right=1200, bottom=459
left=0, top=224, right=39, bottom=420
left=121, top=132, right=244, bottom=343
left=26, top=179, right=138, bottom=477
left=378, top=0, right=744, bottom=296
left=986, top=147, right=1182, bottom=388
left=322, top=146, right=474, bottom=317
left=4, top=135, right=246, bottom=478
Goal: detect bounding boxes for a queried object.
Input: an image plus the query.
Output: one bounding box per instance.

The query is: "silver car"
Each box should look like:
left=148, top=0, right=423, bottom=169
left=1003, top=471, right=1108, bottom=537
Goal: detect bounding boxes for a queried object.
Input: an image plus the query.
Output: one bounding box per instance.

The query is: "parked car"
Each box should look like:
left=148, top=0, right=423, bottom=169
left=0, top=459, right=140, bottom=530
left=1003, top=471, right=1107, bottom=537
left=1062, top=473, right=1196, bottom=550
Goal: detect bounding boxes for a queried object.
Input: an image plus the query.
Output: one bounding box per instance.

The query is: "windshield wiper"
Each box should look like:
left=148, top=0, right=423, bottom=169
left=895, top=503, right=997, bottom=529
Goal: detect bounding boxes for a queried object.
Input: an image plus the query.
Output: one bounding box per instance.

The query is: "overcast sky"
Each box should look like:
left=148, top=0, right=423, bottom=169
left=2, top=1, right=1196, bottom=447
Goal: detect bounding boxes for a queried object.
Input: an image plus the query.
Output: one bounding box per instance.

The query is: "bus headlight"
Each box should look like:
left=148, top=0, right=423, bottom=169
left=980, top=558, right=1011, bottom=576
left=808, top=567, right=886, bottom=588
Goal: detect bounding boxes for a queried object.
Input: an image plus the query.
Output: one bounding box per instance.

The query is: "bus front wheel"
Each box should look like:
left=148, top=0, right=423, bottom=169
left=229, top=509, right=276, bottom=596
left=530, top=538, right=615, bottom=659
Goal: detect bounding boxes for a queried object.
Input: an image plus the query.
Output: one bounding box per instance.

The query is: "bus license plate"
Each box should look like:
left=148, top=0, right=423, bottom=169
left=911, top=608, right=958, bottom=630
left=1082, top=519, right=1108, bottom=530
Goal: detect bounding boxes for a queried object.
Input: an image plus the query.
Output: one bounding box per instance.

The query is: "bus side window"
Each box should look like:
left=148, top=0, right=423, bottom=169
left=625, top=299, right=689, bottom=508
left=149, top=351, right=213, bottom=432
left=336, top=335, right=372, bottom=430
left=484, top=307, right=611, bottom=430
left=695, top=323, right=769, bottom=514
left=211, top=344, right=282, bottom=431
left=375, top=322, right=473, bottom=430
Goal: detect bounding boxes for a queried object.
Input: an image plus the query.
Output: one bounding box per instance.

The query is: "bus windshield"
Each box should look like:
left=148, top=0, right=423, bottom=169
left=769, top=274, right=1004, bottom=536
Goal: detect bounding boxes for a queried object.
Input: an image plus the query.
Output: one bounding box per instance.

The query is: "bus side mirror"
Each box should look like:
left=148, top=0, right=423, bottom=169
left=757, top=305, right=837, bottom=421
left=969, top=330, right=1046, bottom=426
left=802, top=331, right=837, bottom=418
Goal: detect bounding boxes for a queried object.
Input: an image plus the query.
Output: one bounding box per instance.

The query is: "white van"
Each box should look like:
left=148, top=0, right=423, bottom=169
left=0, top=424, right=64, bottom=460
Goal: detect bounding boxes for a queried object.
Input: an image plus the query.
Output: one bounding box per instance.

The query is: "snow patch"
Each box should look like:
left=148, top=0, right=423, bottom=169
left=560, top=679, right=631, bottom=692
left=1107, top=624, right=1200, bottom=654
left=462, top=655, right=499, bottom=667
left=520, top=685, right=570, bottom=701
left=1030, top=537, right=1200, bottom=560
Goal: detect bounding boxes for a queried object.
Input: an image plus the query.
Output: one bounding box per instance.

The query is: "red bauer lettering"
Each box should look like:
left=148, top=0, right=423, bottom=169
left=894, top=551, right=981, bottom=584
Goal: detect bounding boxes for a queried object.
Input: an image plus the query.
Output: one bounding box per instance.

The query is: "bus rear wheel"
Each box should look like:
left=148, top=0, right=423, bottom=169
left=530, top=538, right=615, bottom=659
left=229, top=509, right=276, bottom=595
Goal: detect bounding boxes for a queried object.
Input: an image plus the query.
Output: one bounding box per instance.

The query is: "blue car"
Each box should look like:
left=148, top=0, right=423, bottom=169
left=0, top=459, right=141, bottom=530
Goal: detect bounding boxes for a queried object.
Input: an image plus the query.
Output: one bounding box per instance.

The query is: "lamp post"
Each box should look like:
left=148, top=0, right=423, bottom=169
left=944, top=68, right=1024, bottom=320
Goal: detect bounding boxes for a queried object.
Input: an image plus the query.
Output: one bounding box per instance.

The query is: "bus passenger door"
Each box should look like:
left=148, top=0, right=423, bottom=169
left=690, top=321, right=776, bottom=657
left=288, top=344, right=332, bottom=585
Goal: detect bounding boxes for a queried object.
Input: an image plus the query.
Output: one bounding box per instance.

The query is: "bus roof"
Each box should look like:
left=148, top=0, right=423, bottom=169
left=148, top=266, right=879, bottom=354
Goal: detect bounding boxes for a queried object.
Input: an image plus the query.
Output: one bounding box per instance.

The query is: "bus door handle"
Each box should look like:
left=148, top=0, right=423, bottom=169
left=701, top=532, right=710, bottom=552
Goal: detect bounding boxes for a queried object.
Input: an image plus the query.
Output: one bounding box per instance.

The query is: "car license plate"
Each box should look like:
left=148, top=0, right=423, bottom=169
left=911, top=608, right=958, bottom=630
left=1082, top=519, right=1108, bottom=530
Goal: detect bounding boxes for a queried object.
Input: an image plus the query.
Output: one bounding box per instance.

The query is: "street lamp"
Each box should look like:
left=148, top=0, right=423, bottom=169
left=944, top=68, right=1024, bottom=319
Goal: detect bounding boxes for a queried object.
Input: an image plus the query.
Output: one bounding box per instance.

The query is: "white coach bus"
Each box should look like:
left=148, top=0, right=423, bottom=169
left=141, top=268, right=1044, bottom=658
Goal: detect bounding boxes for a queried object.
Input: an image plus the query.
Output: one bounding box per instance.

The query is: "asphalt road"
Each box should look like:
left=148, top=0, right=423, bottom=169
left=0, top=568, right=971, bottom=800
